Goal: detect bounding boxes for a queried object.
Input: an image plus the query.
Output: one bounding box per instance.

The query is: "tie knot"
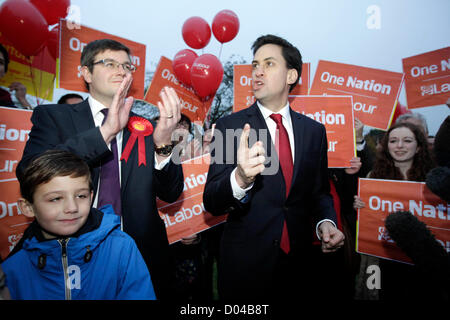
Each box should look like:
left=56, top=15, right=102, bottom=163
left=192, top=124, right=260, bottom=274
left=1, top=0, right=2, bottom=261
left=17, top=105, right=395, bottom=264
left=270, top=113, right=283, bottom=125
left=101, top=109, right=109, bottom=125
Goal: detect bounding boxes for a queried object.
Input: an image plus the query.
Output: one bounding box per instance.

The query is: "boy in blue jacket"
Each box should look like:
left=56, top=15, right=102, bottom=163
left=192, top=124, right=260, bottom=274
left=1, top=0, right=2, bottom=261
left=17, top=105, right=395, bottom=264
left=2, top=150, right=156, bottom=300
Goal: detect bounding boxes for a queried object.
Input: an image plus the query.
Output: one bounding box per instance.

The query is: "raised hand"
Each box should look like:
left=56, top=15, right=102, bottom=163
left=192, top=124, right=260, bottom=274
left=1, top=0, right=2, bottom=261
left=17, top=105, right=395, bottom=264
left=235, top=123, right=266, bottom=189
left=353, top=195, right=366, bottom=210
left=100, top=72, right=134, bottom=144
left=344, top=156, right=362, bottom=175
left=9, top=82, right=31, bottom=108
left=153, top=86, right=181, bottom=147
left=355, top=118, right=364, bottom=143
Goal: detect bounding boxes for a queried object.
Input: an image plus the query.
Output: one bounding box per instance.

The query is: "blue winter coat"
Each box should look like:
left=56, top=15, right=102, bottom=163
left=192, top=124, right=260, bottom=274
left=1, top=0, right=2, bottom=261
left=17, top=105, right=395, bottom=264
left=2, top=205, right=156, bottom=300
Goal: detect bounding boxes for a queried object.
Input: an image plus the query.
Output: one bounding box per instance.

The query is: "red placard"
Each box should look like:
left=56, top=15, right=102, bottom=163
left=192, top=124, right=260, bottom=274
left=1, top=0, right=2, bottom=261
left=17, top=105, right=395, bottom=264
left=310, top=60, right=404, bottom=130
left=290, top=95, right=355, bottom=168
left=402, top=47, right=450, bottom=108
left=58, top=19, right=146, bottom=98
left=0, top=107, right=34, bottom=260
left=157, top=154, right=226, bottom=244
left=357, top=178, right=450, bottom=264
left=144, top=56, right=214, bottom=123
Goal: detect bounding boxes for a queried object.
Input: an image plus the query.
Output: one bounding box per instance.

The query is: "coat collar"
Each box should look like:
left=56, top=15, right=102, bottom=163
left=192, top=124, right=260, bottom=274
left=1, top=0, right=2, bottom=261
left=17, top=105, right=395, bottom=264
left=72, top=99, right=96, bottom=133
left=244, top=102, right=305, bottom=199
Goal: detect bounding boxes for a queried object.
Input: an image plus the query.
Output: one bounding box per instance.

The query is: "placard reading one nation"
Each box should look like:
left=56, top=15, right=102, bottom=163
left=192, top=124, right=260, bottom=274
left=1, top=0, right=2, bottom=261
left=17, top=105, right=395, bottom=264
left=402, top=47, right=450, bottom=109
left=310, top=60, right=404, bottom=130
left=58, top=19, right=146, bottom=98
left=356, top=178, right=449, bottom=264
left=290, top=95, right=355, bottom=168
left=144, top=56, right=214, bottom=123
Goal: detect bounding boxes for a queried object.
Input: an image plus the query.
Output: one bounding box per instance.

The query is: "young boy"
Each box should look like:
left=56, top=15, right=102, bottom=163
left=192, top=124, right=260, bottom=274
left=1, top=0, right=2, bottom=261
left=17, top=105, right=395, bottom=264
left=1, top=150, right=156, bottom=300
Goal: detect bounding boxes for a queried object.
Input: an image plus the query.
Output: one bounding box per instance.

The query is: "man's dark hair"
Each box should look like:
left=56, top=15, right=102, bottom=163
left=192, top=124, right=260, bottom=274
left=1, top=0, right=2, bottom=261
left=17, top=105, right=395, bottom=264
left=57, top=93, right=84, bottom=104
left=19, top=150, right=92, bottom=203
left=179, top=113, right=192, bottom=133
left=251, top=34, right=302, bottom=93
left=80, top=39, right=131, bottom=90
left=0, top=43, right=10, bottom=73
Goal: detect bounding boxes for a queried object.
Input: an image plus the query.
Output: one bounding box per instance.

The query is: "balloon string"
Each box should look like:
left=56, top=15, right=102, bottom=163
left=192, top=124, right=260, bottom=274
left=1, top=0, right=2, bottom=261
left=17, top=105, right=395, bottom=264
left=206, top=101, right=211, bottom=129
left=218, top=43, right=223, bottom=59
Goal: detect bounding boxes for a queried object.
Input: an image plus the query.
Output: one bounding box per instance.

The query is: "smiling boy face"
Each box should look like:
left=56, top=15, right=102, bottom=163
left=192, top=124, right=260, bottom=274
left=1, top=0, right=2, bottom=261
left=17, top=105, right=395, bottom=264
left=19, top=175, right=93, bottom=239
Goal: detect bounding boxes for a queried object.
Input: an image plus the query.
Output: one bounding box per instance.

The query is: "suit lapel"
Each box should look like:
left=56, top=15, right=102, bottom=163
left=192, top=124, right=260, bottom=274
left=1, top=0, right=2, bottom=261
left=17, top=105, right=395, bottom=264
left=246, top=103, right=285, bottom=195
left=72, top=100, right=96, bottom=133
left=71, top=100, right=101, bottom=189
left=289, top=108, right=305, bottom=195
left=245, top=103, right=274, bottom=159
left=120, top=125, right=132, bottom=193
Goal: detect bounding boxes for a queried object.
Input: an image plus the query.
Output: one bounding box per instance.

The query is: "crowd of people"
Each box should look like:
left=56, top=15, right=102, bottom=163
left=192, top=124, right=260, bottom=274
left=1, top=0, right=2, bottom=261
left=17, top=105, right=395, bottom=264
left=0, top=35, right=448, bottom=301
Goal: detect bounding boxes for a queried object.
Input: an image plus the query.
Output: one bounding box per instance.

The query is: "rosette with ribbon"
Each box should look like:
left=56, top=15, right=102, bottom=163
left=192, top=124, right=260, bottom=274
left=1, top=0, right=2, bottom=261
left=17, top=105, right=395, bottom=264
left=121, top=116, right=154, bottom=166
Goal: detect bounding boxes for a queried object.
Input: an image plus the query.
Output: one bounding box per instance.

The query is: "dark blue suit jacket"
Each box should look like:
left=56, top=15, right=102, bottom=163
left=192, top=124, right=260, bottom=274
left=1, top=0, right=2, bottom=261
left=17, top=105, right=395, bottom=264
left=16, top=100, right=184, bottom=298
left=203, top=102, right=336, bottom=299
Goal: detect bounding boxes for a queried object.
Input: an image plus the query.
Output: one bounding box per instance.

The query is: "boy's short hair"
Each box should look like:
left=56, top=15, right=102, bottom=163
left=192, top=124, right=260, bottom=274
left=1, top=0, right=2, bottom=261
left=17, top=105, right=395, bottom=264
left=80, top=39, right=131, bottom=90
left=19, top=150, right=92, bottom=203
left=251, top=34, right=303, bottom=93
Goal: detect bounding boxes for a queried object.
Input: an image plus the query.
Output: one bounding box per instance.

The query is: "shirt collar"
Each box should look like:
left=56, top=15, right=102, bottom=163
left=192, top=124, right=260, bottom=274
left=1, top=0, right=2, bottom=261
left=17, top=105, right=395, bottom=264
left=257, top=101, right=291, bottom=122
left=88, top=95, right=108, bottom=117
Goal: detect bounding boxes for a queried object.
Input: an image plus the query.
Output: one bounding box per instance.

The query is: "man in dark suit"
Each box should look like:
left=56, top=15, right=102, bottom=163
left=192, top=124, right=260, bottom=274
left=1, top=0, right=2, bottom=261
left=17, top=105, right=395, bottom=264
left=203, top=35, right=345, bottom=300
left=16, top=39, right=184, bottom=299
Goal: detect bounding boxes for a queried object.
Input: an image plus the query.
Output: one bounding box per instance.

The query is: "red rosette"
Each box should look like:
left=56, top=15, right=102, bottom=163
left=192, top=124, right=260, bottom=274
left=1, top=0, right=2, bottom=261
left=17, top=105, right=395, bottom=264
left=120, top=116, right=154, bottom=166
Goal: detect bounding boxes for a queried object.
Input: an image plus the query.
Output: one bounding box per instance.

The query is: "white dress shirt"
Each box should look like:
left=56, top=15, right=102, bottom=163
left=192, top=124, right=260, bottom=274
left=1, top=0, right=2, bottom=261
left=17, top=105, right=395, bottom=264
left=88, top=96, right=171, bottom=209
left=229, top=101, right=336, bottom=239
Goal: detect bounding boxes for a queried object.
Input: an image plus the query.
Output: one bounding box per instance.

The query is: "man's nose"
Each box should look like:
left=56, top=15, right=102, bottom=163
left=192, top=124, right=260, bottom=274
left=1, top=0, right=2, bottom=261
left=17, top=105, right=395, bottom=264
left=116, top=64, right=127, bottom=75
left=253, top=65, right=264, bottom=76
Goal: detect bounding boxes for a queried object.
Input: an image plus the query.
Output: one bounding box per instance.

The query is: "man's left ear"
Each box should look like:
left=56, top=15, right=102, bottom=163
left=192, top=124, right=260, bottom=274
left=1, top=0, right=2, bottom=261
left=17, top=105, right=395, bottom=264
left=80, top=66, right=92, bottom=85
left=287, top=69, right=298, bottom=86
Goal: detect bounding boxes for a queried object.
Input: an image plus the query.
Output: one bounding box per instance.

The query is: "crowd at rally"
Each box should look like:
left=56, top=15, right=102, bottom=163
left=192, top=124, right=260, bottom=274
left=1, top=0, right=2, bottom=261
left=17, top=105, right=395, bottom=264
left=0, top=34, right=448, bottom=302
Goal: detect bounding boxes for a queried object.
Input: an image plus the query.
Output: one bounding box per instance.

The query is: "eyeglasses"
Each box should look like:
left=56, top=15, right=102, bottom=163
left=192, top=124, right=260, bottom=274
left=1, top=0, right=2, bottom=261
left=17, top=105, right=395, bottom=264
left=92, top=58, right=136, bottom=73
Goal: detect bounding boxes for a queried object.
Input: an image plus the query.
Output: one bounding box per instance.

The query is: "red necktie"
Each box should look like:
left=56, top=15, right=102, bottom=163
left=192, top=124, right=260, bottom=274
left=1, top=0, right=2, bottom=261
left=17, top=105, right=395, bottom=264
left=270, top=113, right=293, bottom=254
left=97, top=109, right=122, bottom=215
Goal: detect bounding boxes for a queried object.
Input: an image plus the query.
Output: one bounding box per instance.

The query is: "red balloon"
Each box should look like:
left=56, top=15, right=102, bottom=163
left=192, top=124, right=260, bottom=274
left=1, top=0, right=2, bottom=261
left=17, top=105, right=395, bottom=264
left=0, top=0, right=49, bottom=57
left=182, top=17, right=211, bottom=50
left=212, top=10, right=239, bottom=43
left=30, top=0, right=70, bottom=25
left=191, top=54, right=223, bottom=100
left=46, top=26, right=59, bottom=60
left=173, top=49, right=198, bottom=87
